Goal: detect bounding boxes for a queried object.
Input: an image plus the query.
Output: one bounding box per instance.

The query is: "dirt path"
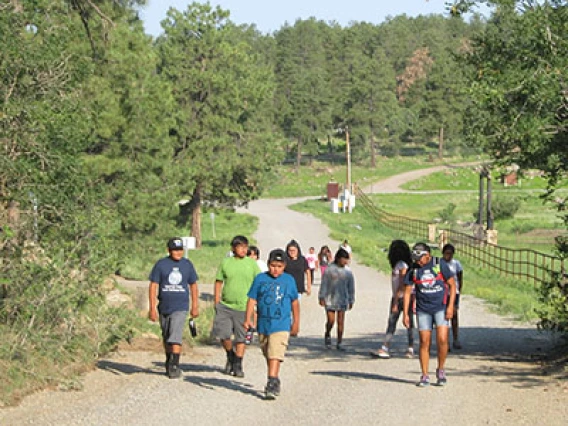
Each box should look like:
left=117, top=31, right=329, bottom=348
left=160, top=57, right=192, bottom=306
left=1, top=169, right=566, bottom=425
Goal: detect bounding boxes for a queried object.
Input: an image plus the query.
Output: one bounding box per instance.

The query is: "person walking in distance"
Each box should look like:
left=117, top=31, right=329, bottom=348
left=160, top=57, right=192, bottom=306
left=440, top=244, right=464, bottom=350
left=319, top=249, right=355, bottom=350
left=284, top=240, right=312, bottom=297
left=244, top=249, right=300, bottom=400
left=318, top=245, right=332, bottom=279
left=373, top=240, right=415, bottom=359
left=148, top=237, right=199, bottom=379
left=403, top=243, right=456, bottom=387
left=305, top=246, right=319, bottom=285
left=248, top=245, right=268, bottom=273
left=212, top=236, right=261, bottom=378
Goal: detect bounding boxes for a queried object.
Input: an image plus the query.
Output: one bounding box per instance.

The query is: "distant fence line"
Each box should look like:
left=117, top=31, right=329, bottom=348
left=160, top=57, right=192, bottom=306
left=354, top=185, right=565, bottom=287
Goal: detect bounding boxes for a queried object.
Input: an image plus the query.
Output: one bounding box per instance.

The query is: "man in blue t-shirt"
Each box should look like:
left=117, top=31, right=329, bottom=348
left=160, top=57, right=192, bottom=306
left=244, top=248, right=300, bottom=400
left=403, top=242, right=456, bottom=388
left=149, top=237, right=199, bottom=379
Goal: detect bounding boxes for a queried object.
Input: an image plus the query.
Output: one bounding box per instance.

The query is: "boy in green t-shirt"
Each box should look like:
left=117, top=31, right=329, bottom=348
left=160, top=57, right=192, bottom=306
left=212, top=235, right=261, bottom=378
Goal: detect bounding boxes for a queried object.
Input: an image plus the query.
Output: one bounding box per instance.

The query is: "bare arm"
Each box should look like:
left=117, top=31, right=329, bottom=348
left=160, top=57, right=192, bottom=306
left=291, top=299, right=300, bottom=336
left=148, top=282, right=158, bottom=321
left=190, top=282, right=199, bottom=318
left=305, top=269, right=312, bottom=295
left=243, top=298, right=256, bottom=331
left=402, top=284, right=413, bottom=328
left=445, top=277, right=456, bottom=320
left=214, top=280, right=223, bottom=305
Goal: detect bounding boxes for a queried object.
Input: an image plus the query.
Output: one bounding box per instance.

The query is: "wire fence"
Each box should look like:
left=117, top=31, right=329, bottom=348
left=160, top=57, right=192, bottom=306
left=354, top=185, right=565, bottom=287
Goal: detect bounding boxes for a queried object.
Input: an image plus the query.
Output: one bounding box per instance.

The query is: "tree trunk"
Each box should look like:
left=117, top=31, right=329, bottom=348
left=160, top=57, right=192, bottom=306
left=190, top=184, right=202, bottom=249
left=438, top=126, right=444, bottom=159
left=295, top=135, right=302, bottom=174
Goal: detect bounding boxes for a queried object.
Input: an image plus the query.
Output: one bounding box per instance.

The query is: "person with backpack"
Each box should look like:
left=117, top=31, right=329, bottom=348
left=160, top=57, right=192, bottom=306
left=440, top=244, right=464, bottom=349
left=373, top=240, right=415, bottom=359
left=403, top=242, right=456, bottom=387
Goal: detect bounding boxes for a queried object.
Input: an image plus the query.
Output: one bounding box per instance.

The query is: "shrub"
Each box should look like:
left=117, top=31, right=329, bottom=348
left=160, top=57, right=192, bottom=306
left=438, top=203, right=456, bottom=223
left=491, top=197, right=521, bottom=220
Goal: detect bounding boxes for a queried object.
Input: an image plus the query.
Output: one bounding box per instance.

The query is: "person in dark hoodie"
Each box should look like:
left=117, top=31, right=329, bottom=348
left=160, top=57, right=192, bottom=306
left=284, top=240, right=312, bottom=298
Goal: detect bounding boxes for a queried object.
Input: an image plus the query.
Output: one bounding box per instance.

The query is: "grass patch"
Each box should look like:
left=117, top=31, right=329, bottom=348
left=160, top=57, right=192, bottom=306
left=264, top=157, right=461, bottom=198
left=290, top=198, right=541, bottom=321
left=120, top=208, right=259, bottom=284
left=401, top=166, right=563, bottom=191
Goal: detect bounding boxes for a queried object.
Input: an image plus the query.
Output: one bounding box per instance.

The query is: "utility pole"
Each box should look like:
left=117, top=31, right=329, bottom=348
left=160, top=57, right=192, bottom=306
left=346, top=126, right=351, bottom=193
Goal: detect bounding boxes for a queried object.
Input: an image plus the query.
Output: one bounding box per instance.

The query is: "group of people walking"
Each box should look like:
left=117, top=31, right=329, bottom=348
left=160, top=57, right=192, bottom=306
left=147, top=234, right=463, bottom=398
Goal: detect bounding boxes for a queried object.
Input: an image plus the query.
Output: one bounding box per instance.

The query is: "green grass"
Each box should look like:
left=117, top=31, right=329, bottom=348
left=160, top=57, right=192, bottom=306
left=263, top=156, right=459, bottom=198
left=120, top=208, right=259, bottom=284
left=290, top=198, right=542, bottom=321
left=401, top=166, right=565, bottom=191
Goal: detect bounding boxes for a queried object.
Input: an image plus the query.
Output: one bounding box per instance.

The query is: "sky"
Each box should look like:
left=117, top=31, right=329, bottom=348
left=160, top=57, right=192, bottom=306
left=139, top=0, right=490, bottom=37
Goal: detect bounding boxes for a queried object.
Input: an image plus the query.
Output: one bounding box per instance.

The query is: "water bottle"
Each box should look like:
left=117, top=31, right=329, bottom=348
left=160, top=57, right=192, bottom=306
left=188, top=318, right=197, bottom=337
left=244, top=327, right=254, bottom=345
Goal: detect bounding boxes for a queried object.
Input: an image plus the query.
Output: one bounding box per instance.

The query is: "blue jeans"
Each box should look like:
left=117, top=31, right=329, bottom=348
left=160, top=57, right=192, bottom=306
left=416, top=310, right=449, bottom=331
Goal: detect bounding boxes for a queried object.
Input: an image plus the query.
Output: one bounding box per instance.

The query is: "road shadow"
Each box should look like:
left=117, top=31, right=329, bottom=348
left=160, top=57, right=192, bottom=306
left=97, top=360, right=164, bottom=377
left=310, top=370, right=415, bottom=385
left=184, top=374, right=263, bottom=399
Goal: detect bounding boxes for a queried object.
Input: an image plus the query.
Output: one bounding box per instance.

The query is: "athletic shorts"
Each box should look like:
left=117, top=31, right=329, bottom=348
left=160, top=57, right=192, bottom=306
left=212, top=303, right=247, bottom=343
left=416, top=310, right=449, bottom=331
left=159, top=310, right=188, bottom=345
left=259, top=331, right=290, bottom=361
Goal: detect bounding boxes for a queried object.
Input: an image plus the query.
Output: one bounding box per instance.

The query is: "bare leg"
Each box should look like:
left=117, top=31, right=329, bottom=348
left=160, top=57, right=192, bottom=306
left=336, top=310, right=345, bottom=344
left=436, top=326, right=449, bottom=370
left=325, top=310, right=336, bottom=337
left=419, top=330, right=431, bottom=376
left=268, top=359, right=281, bottom=377
left=234, top=342, right=246, bottom=358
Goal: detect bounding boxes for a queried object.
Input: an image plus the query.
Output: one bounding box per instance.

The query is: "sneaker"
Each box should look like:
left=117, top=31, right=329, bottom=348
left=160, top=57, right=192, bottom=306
left=233, top=359, right=245, bottom=378
left=417, top=375, right=430, bottom=387
left=324, top=335, right=332, bottom=349
left=453, top=340, right=462, bottom=350
left=405, top=347, right=414, bottom=358
left=273, top=378, right=281, bottom=396
left=375, top=346, right=390, bottom=359
left=436, top=369, right=447, bottom=386
left=265, top=379, right=278, bottom=400
left=168, top=364, right=182, bottom=379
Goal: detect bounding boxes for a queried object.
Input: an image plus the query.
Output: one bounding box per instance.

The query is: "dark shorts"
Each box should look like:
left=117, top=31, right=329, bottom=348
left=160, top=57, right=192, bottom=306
left=454, top=294, right=461, bottom=309
left=159, top=311, right=188, bottom=345
left=212, top=303, right=247, bottom=343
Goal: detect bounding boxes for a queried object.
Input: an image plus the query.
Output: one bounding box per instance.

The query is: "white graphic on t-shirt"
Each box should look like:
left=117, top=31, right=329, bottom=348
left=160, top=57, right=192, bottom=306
left=163, top=267, right=186, bottom=292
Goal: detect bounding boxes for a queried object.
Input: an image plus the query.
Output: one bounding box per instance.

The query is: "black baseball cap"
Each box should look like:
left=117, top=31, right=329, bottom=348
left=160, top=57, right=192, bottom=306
left=167, top=237, right=184, bottom=251
left=268, top=249, right=287, bottom=263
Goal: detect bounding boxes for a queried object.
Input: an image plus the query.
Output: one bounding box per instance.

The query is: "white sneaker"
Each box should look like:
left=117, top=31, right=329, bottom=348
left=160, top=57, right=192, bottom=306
left=375, top=345, right=390, bottom=359
left=406, top=347, right=414, bottom=358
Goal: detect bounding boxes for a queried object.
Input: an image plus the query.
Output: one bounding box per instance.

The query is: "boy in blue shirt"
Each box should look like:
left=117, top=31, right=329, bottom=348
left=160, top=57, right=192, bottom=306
left=149, top=237, right=199, bottom=379
left=244, top=249, right=300, bottom=400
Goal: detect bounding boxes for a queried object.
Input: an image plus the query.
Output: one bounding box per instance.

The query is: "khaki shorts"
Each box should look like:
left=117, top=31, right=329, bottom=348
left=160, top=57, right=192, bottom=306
left=259, top=331, right=290, bottom=361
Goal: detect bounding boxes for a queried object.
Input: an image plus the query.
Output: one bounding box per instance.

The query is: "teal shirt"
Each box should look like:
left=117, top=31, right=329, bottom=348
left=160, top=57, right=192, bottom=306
left=216, top=256, right=261, bottom=311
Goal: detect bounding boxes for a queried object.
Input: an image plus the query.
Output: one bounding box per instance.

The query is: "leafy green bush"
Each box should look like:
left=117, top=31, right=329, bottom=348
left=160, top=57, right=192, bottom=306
left=492, top=197, right=522, bottom=220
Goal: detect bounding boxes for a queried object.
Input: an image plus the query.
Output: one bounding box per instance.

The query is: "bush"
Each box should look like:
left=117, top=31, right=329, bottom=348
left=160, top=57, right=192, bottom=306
left=438, top=203, right=456, bottom=223
left=491, top=197, right=521, bottom=220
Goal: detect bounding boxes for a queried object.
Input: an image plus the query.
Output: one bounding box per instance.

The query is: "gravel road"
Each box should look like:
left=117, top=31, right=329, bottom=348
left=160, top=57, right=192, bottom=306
left=1, top=168, right=566, bottom=425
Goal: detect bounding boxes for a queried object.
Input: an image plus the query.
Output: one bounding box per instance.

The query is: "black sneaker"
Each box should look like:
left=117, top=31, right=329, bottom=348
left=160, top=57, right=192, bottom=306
left=274, top=378, right=281, bottom=396
left=265, top=379, right=278, bottom=400
left=223, top=351, right=234, bottom=375
left=233, top=358, right=245, bottom=378
left=168, top=364, right=182, bottom=379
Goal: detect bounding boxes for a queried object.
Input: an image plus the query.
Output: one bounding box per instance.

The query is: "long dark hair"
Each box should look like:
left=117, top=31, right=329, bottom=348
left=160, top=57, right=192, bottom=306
left=387, top=240, right=412, bottom=269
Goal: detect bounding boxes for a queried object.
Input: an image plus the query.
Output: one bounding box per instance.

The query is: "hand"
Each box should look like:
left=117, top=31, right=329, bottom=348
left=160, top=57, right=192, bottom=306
left=148, top=309, right=158, bottom=322
left=319, top=298, right=325, bottom=307
left=291, top=322, right=299, bottom=337
left=403, top=314, right=410, bottom=329
left=445, top=307, right=454, bottom=320
left=243, top=320, right=253, bottom=331
left=190, top=307, right=199, bottom=318
left=348, top=303, right=353, bottom=310
left=306, top=287, right=312, bottom=296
